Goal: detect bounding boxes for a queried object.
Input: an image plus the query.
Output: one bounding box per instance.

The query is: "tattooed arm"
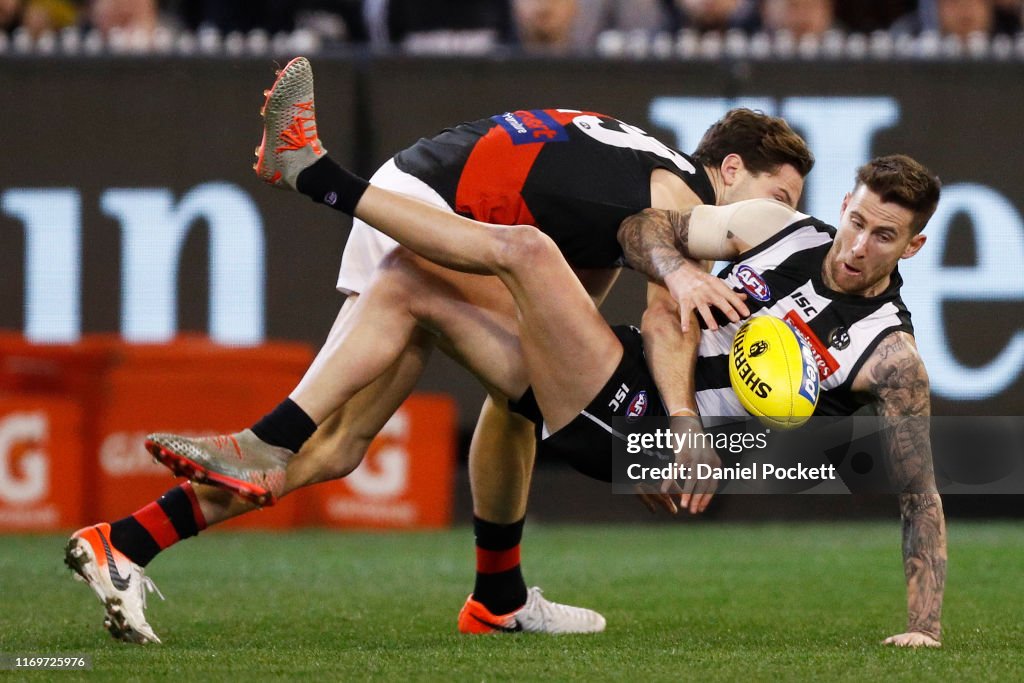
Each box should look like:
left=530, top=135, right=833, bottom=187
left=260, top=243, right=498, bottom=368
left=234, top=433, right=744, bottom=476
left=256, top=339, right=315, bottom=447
left=617, top=200, right=800, bottom=331
left=617, top=207, right=746, bottom=331
left=853, top=331, right=947, bottom=647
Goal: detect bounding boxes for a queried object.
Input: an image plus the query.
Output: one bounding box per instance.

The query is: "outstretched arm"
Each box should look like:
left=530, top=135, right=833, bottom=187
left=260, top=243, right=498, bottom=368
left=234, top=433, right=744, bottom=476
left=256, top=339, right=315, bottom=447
left=854, top=332, right=947, bottom=647
left=639, top=283, right=720, bottom=514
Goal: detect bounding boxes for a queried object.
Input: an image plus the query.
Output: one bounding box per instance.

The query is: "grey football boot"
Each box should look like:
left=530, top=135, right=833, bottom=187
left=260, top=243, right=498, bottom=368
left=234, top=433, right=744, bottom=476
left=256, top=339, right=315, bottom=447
left=145, top=429, right=290, bottom=506
left=254, top=56, right=327, bottom=189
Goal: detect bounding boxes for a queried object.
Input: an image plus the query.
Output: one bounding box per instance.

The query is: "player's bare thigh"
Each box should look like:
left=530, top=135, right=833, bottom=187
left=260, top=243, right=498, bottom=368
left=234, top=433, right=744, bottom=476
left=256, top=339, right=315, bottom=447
left=489, top=228, right=624, bottom=433
left=378, top=248, right=531, bottom=402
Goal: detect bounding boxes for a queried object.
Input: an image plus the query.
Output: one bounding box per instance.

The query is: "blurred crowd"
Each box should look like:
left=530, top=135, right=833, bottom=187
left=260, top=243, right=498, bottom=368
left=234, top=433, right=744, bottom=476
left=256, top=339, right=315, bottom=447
left=2, top=0, right=1023, bottom=53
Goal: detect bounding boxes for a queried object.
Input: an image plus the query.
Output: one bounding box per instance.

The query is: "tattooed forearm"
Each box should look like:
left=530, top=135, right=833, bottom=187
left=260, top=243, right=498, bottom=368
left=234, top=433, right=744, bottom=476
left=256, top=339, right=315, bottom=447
left=617, top=208, right=693, bottom=282
left=871, top=336, right=932, bottom=491
left=900, top=493, right=947, bottom=639
left=865, top=333, right=947, bottom=640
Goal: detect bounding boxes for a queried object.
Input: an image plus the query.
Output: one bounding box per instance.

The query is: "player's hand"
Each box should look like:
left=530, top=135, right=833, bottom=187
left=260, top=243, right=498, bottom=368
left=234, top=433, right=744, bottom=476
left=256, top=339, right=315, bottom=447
left=633, top=479, right=682, bottom=515
left=664, top=264, right=748, bottom=333
left=670, top=415, right=720, bottom=514
left=882, top=632, right=941, bottom=648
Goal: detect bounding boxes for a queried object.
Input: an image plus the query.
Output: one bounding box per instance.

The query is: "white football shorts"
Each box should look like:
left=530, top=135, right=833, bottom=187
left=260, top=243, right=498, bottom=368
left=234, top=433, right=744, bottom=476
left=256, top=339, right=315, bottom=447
left=336, top=157, right=454, bottom=296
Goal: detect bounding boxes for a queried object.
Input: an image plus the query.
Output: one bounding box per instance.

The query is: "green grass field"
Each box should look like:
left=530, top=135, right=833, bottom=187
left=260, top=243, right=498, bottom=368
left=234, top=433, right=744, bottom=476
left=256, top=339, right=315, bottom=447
left=1, top=522, right=1022, bottom=681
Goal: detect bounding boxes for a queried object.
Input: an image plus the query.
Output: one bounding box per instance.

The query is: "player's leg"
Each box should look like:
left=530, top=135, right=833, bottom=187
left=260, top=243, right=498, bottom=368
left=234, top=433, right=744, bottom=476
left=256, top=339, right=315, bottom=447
left=351, top=184, right=624, bottom=431
left=145, top=244, right=532, bottom=505
left=256, top=56, right=624, bottom=429
left=470, top=397, right=536, bottom=525
left=189, top=299, right=436, bottom=524
left=459, top=267, right=621, bottom=634
left=65, top=296, right=433, bottom=644
left=464, top=396, right=535, bottom=616
left=463, top=267, right=618, bottom=608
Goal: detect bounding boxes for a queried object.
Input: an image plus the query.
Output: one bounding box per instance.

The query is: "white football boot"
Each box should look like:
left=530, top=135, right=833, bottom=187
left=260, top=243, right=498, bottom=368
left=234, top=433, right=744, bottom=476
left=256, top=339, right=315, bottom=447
left=458, top=586, right=606, bottom=634
left=65, top=523, right=164, bottom=644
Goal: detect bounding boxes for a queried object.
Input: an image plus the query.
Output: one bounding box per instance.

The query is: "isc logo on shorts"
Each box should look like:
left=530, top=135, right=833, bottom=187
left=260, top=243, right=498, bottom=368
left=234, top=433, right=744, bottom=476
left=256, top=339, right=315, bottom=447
left=609, top=383, right=629, bottom=411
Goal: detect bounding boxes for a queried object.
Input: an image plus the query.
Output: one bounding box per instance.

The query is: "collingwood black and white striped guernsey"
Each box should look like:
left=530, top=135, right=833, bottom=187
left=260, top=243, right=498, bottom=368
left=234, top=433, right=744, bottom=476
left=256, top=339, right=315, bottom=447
left=694, top=215, right=913, bottom=418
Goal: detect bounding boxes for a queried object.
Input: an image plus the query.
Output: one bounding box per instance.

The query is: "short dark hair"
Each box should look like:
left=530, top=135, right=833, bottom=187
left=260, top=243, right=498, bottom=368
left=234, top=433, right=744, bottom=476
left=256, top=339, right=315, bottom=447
left=692, top=108, right=815, bottom=178
left=855, top=155, right=941, bottom=234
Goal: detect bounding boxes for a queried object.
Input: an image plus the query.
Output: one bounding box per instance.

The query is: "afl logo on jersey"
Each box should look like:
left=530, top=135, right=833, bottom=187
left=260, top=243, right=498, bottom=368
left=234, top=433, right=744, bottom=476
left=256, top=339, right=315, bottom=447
left=736, top=266, right=772, bottom=302
left=626, top=391, right=648, bottom=421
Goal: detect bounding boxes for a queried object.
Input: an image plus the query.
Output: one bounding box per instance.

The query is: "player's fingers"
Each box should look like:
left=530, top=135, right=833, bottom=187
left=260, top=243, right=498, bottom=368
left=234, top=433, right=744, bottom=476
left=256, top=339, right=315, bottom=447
left=658, top=493, right=679, bottom=515
left=708, top=279, right=743, bottom=311
left=696, top=475, right=719, bottom=513
left=678, top=309, right=690, bottom=333
left=715, top=294, right=741, bottom=323
left=635, top=492, right=657, bottom=514
left=722, top=286, right=750, bottom=318
left=679, top=469, right=699, bottom=510
left=697, top=304, right=716, bottom=331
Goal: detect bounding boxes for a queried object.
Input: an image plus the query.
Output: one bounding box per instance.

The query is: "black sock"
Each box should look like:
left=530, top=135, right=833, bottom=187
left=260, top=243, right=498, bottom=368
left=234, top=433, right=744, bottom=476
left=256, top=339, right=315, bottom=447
left=473, top=516, right=528, bottom=615
left=250, top=398, right=317, bottom=453
left=108, top=483, right=207, bottom=567
left=296, top=155, right=370, bottom=215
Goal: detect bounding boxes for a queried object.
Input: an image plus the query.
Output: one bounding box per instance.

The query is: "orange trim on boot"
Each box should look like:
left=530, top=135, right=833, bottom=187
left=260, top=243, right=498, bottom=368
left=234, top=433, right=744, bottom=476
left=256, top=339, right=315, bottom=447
left=457, top=595, right=523, bottom=634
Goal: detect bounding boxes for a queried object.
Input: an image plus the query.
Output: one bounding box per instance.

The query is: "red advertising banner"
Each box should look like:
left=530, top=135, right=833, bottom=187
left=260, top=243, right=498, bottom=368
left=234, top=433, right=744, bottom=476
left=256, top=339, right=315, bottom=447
left=0, top=396, right=85, bottom=531
left=0, top=336, right=457, bottom=532
left=303, top=394, right=457, bottom=530
left=92, top=340, right=313, bottom=530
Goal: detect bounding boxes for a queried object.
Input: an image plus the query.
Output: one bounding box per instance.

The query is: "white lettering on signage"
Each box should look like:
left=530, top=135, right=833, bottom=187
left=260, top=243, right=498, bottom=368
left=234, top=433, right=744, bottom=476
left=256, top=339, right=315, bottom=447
left=0, top=412, right=49, bottom=504
left=344, top=410, right=409, bottom=498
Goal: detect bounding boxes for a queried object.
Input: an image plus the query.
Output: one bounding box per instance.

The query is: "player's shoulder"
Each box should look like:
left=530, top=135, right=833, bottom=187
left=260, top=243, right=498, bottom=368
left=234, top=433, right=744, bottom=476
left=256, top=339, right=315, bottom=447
left=851, top=330, right=929, bottom=399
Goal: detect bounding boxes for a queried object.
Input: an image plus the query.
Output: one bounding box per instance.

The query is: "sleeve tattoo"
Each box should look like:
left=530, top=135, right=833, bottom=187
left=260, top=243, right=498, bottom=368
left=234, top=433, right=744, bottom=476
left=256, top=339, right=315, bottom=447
left=617, top=208, right=692, bottom=282
left=868, top=333, right=947, bottom=639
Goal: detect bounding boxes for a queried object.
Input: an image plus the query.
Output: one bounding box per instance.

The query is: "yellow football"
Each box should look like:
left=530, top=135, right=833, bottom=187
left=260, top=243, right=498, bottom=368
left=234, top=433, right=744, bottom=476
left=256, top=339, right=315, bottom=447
left=728, top=315, right=820, bottom=430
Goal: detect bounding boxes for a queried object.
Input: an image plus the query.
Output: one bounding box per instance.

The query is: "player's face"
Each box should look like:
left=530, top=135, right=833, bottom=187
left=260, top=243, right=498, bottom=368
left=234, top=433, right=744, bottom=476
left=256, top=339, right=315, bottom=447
left=823, top=185, right=926, bottom=296
left=722, top=160, right=804, bottom=208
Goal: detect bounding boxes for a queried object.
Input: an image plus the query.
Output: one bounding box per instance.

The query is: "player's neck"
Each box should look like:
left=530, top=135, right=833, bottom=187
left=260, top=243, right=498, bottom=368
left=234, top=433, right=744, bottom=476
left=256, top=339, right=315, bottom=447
left=705, top=165, right=727, bottom=205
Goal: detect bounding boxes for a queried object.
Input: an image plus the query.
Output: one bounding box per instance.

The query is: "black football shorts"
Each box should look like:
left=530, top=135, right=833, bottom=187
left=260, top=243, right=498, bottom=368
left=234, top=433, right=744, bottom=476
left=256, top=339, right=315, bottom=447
left=509, top=325, right=666, bottom=481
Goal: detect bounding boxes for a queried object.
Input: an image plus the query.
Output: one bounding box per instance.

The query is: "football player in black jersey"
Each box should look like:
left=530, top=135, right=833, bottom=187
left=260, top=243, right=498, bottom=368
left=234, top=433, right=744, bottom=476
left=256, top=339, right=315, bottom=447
left=622, top=155, right=946, bottom=648
left=66, top=57, right=816, bottom=642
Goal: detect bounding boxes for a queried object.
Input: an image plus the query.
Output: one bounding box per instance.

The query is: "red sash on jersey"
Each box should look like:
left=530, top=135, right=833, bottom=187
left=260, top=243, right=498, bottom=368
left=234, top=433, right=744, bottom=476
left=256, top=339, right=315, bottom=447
left=454, top=109, right=601, bottom=226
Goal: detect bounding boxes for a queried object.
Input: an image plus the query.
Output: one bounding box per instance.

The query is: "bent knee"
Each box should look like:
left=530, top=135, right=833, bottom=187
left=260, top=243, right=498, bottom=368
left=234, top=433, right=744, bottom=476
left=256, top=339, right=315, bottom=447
left=492, top=225, right=559, bottom=273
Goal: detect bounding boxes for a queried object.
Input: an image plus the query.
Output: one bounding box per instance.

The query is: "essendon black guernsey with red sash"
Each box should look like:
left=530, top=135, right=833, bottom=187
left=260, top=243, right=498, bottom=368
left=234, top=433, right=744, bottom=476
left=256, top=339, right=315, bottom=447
left=392, top=108, right=716, bottom=268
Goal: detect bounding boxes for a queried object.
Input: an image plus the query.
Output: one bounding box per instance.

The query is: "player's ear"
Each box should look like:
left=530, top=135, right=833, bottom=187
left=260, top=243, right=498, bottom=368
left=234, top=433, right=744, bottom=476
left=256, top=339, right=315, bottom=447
left=840, top=192, right=851, bottom=216
left=902, top=233, right=926, bottom=259
left=720, top=153, right=744, bottom=185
